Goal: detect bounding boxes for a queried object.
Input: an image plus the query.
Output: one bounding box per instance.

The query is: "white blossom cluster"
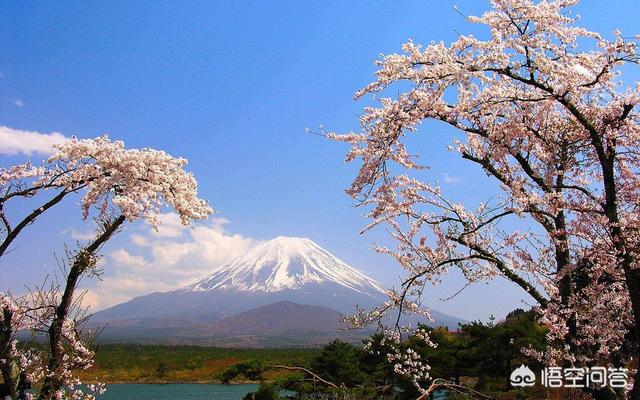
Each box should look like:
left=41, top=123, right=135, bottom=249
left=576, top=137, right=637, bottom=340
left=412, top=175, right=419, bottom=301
left=48, top=136, right=213, bottom=226
left=0, top=135, right=212, bottom=230
left=1, top=135, right=212, bottom=399
left=1, top=291, right=107, bottom=400
left=363, top=327, right=436, bottom=393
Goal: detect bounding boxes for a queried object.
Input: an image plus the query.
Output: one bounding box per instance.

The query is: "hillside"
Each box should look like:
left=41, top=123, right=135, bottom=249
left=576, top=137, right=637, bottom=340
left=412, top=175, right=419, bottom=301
left=91, top=237, right=465, bottom=345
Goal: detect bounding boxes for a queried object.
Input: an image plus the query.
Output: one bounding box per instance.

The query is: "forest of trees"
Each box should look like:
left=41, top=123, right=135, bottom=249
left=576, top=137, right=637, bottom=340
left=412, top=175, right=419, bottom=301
left=223, top=310, right=560, bottom=400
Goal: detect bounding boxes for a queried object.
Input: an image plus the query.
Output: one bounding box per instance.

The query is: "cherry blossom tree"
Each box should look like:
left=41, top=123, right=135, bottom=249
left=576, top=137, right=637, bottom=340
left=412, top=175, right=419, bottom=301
left=330, top=0, right=640, bottom=397
left=0, top=136, right=212, bottom=399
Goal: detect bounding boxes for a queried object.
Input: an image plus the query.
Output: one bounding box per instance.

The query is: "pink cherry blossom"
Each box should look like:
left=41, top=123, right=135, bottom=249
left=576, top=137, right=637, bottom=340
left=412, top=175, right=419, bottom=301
left=1, top=135, right=212, bottom=399
left=331, top=0, right=640, bottom=395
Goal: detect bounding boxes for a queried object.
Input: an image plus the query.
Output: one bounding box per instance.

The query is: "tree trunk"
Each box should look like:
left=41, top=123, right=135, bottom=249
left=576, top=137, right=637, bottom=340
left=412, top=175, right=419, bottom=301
left=39, top=215, right=125, bottom=399
left=596, top=145, right=639, bottom=399
left=39, top=250, right=86, bottom=399
left=0, top=308, right=19, bottom=399
left=630, top=368, right=640, bottom=400
left=624, top=267, right=640, bottom=400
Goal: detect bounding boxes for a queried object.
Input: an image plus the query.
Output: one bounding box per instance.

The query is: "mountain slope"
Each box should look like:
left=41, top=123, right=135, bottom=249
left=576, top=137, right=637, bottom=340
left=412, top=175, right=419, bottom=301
left=96, top=301, right=369, bottom=347
left=93, top=237, right=387, bottom=322
left=202, top=301, right=347, bottom=336
left=91, top=237, right=466, bottom=344
left=187, top=301, right=369, bottom=347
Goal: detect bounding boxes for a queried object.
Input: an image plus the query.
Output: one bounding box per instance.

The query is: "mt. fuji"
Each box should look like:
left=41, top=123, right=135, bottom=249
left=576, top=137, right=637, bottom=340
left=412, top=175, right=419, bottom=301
left=188, top=236, right=385, bottom=295
left=91, top=237, right=465, bottom=346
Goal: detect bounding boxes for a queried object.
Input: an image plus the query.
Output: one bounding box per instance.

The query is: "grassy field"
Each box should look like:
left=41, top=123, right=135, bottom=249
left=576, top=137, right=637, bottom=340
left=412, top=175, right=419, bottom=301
left=76, top=344, right=320, bottom=384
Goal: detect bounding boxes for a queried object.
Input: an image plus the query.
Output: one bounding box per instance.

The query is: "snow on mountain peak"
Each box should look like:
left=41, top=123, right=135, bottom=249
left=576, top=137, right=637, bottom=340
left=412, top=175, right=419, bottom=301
left=187, top=236, right=386, bottom=295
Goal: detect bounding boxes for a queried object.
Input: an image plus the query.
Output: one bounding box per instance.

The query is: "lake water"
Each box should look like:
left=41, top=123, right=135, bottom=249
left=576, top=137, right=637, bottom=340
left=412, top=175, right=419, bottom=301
left=96, top=384, right=259, bottom=400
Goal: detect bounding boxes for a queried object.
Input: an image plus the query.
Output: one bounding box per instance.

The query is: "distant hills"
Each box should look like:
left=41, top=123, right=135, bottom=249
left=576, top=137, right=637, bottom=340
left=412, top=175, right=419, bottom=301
left=91, top=237, right=466, bottom=347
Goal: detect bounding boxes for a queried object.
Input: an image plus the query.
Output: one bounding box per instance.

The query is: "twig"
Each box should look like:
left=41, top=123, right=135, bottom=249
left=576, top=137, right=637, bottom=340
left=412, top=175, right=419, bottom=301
left=417, top=378, right=496, bottom=400
left=272, top=365, right=340, bottom=389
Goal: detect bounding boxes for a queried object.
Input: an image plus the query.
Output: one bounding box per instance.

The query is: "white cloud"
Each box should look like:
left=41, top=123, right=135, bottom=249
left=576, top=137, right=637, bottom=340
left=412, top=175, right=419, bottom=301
left=60, top=228, right=96, bottom=241
left=442, top=172, right=462, bottom=184
left=70, top=229, right=95, bottom=241
left=83, top=215, right=256, bottom=310
left=82, top=277, right=174, bottom=312
left=129, top=234, right=148, bottom=247
left=188, top=220, right=253, bottom=266
left=151, top=212, right=187, bottom=238
left=110, top=249, right=152, bottom=270
left=0, top=126, right=68, bottom=156
left=13, top=99, right=24, bottom=108
left=151, top=240, right=196, bottom=267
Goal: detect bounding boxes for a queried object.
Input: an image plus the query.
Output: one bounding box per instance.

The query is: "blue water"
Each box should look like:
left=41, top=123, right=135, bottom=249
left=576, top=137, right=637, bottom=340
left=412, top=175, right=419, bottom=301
left=96, top=384, right=259, bottom=400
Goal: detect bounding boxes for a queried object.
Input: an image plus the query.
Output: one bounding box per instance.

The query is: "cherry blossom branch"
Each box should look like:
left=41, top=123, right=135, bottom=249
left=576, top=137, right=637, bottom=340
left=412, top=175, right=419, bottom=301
left=448, top=235, right=548, bottom=306
left=41, top=215, right=126, bottom=398
left=416, top=378, right=495, bottom=400
left=1, top=135, right=213, bottom=399
left=0, top=189, right=70, bottom=257
left=272, top=365, right=340, bottom=389
left=330, top=1, right=640, bottom=393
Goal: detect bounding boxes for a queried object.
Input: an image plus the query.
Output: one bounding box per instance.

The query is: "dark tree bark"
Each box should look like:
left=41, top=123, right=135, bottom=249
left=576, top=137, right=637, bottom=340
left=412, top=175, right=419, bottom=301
left=0, top=307, right=19, bottom=399
left=39, top=215, right=125, bottom=400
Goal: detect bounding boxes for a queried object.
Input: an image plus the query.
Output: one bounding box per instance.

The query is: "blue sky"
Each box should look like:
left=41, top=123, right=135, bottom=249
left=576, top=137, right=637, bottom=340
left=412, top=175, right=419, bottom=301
left=1, top=0, right=638, bottom=321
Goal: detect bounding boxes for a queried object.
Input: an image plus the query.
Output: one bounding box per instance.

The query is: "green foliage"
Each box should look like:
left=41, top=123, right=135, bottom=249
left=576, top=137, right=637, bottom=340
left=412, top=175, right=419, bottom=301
left=404, top=309, right=547, bottom=394
left=462, top=309, right=546, bottom=390
left=155, top=362, right=168, bottom=378
left=81, top=308, right=548, bottom=400
left=359, top=333, right=394, bottom=385
left=242, top=383, right=285, bottom=400
left=310, top=340, right=365, bottom=387
left=77, top=344, right=319, bottom=383
left=359, top=333, right=422, bottom=400
left=220, top=359, right=268, bottom=383
left=241, top=312, right=547, bottom=400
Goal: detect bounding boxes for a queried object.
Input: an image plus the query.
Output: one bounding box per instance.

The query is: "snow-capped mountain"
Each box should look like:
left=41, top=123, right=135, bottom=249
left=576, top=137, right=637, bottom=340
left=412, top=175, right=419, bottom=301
left=90, top=236, right=465, bottom=345
left=188, top=236, right=385, bottom=296
left=92, top=237, right=388, bottom=323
